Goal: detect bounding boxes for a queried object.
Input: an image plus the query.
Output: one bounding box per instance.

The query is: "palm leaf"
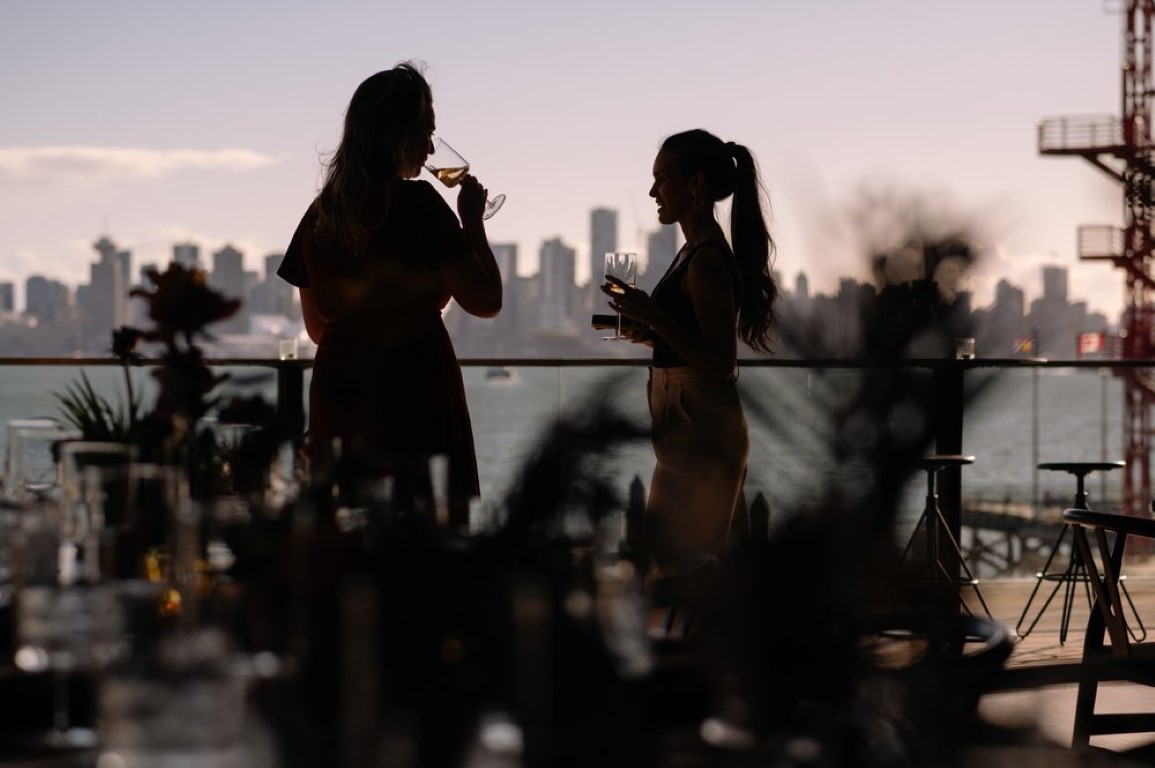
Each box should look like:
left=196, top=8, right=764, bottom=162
left=53, top=370, right=128, bottom=442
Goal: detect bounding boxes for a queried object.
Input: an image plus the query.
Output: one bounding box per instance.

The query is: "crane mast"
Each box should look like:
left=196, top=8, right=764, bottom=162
left=1040, top=0, right=1155, bottom=518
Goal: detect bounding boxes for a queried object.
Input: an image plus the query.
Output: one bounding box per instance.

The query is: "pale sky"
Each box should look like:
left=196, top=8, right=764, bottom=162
left=0, top=0, right=1134, bottom=319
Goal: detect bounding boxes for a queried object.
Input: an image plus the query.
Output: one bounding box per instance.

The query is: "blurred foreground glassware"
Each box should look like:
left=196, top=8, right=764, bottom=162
left=15, top=581, right=129, bottom=748
left=955, top=337, right=976, bottom=360
left=56, top=442, right=138, bottom=563
left=278, top=336, right=299, bottom=361
left=97, top=627, right=277, bottom=767
left=425, top=137, right=505, bottom=219
left=4, top=418, right=82, bottom=503
left=198, top=418, right=262, bottom=524
left=66, top=462, right=185, bottom=583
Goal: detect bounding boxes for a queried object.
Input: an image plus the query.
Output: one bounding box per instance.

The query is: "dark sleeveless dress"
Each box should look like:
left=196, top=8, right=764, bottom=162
left=277, top=180, right=480, bottom=514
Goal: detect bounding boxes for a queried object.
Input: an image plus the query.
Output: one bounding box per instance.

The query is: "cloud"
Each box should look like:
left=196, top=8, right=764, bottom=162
left=0, top=145, right=278, bottom=183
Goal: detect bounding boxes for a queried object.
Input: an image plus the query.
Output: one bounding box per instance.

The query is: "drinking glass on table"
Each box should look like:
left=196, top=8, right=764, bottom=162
left=4, top=418, right=82, bottom=502
left=425, top=137, right=505, bottom=219
left=602, top=252, right=638, bottom=341
left=15, top=579, right=129, bottom=748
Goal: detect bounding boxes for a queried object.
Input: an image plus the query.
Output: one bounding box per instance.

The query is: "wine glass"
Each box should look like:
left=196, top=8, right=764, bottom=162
left=602, top=252, right=638, bottom=340
left=425, top=137, right=506, bottom=219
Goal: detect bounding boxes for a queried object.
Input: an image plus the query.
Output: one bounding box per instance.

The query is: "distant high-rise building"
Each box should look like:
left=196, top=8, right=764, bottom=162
left=0, top=282, right=13, bottom=313
left=81, top=235, right=129, bottom=338
left=643, top=225, right=678, bottom=292
left=1031, top=265, right=1076, bottom=356
left=588, top=208, right=618, bottom=309
left=490, top=243, right=518, bottom=334
left=995, top=278, right=1024, bottom=320
left=133, top=263, right=158, bottom=325
left=212, top=245, right=244, bottom=290
left=247, top=254, right=286, bottom=317
left=540, top=237, right=577, bottom=332
left=25, top=275, right=70, bottom=324
left=492, top=243, right=517, bottom=284
left=173, top=242, right=201, bottom=270
left=1042, top=265, right=1068, bottom=303
left=258, top=253, right=294, bottom=316
left=211, top=244, right=247, bottom=333
left=794, top=272, right=810, bottom=299
left=114, top=249, right=132, bottom=292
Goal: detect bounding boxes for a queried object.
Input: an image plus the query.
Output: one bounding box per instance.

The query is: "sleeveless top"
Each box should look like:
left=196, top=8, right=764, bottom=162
left=650, top=240, right=743, bottom=369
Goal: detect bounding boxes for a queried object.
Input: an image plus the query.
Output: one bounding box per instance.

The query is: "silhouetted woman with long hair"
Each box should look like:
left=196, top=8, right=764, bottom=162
left=278, top=62, right=501, bottom=524
left=606, top=128, right=778, bottom=571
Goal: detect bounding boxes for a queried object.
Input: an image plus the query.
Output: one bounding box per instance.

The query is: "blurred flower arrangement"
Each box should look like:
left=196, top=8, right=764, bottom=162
left=51, top=262, right=290, bottom=513
left=53, top=327, right=147, bottom=445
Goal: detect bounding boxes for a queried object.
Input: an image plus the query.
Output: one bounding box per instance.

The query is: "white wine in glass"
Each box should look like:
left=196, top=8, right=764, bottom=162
left=603, top=252, right=638, bottom=340
left=425, top=137, right=505, bottom=219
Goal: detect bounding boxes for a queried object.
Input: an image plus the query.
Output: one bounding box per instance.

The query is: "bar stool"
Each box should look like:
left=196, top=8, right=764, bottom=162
left=901, top=455, right=993, bottom=619
left=1016, top=461, right=1145, bottom=643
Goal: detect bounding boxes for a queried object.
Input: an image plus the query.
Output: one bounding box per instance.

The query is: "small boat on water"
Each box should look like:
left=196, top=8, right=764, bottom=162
left=485, top=365, right=514, bottom=381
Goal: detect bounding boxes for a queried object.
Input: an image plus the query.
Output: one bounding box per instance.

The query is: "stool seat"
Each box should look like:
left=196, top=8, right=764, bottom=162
left=1037, top=461, right=1125, bottom=475
left=917, top=455, right=975, bottom=472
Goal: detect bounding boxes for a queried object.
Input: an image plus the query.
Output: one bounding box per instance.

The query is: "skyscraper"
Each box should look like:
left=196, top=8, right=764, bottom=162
left=539, top=237, right=577, bottom=332
left=794, top=272, right=810, bottom=299
left=25, top=275, right=70, bottom=324
left=491, top=243, right=519, bottom=332
left=588, top=208, right=618, bottom=310
left=132, top=263, right=158, bottom=325
left=0, top=283, right=13, bottom=313
left=261, top=252, right=295, bottom=316
left=642, top=224, right=678, bottom=292
left=81, top=236, right=129, bottom=338
left=492, top=243, right=517, bottom=284
left=212, top=244, right=247, bottom=333
left=1042, top=265, right=1068, bottom=303
left=173, top=242, right=201, bottom=270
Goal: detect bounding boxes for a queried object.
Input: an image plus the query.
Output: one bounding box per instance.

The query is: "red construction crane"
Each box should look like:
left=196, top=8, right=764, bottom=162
left=1038, top=0, right=1155, bottom=519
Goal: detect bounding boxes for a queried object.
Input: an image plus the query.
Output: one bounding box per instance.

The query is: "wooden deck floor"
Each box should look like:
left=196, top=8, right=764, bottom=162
left=972, top=574, right=1155, bottom=756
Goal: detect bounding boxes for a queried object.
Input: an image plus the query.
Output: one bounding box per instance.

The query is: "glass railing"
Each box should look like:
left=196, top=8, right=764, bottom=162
left=0, top=357, right=1142, bottom=567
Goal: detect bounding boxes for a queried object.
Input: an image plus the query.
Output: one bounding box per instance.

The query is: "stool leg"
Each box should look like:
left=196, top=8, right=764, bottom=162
left=926, top=470, right=940, bottom=583
left=1058, top=555, right=1083, bottom=644
left=1015, top=524, right=1073, bottom=639
left=929, top=501, right=994, bottom=620
left=898, top=466, right=994, bottom=619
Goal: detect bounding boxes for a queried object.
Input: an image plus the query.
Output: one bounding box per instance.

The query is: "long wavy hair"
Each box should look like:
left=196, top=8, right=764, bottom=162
left=315, top=62, right=433, bottom=255
left=661, top=129, right=779, bottom=353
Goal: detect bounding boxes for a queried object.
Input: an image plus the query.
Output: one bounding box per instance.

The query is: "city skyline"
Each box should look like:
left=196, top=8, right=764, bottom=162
left=0, top=218, right=1111, bottom=363
left=0, top=1, right=1137, bottom=319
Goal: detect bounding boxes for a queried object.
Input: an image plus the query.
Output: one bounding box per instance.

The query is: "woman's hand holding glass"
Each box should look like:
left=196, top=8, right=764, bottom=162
left=601, top=275, right=655, bottom=345
left=455, top=174, right=490, bottom=224
left=425, top=137, right=505, bottom=220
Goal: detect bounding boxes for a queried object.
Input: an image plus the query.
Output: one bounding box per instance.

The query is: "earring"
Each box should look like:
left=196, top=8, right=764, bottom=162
left=692, top=191, right=707, bottom=212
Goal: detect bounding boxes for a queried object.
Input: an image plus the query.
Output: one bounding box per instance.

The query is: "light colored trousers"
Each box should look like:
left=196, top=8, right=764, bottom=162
left=646, top=366, right=750, bottom=568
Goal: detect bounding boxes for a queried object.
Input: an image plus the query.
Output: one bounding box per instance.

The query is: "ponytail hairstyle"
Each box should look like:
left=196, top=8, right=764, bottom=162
left=661, top=129, right=779, bottom=353
left=316, top=62, right=434, bottom=255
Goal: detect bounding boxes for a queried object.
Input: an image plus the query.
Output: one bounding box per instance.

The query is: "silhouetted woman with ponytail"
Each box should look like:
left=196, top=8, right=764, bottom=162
left=604, top=129, right=778, bottom=572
